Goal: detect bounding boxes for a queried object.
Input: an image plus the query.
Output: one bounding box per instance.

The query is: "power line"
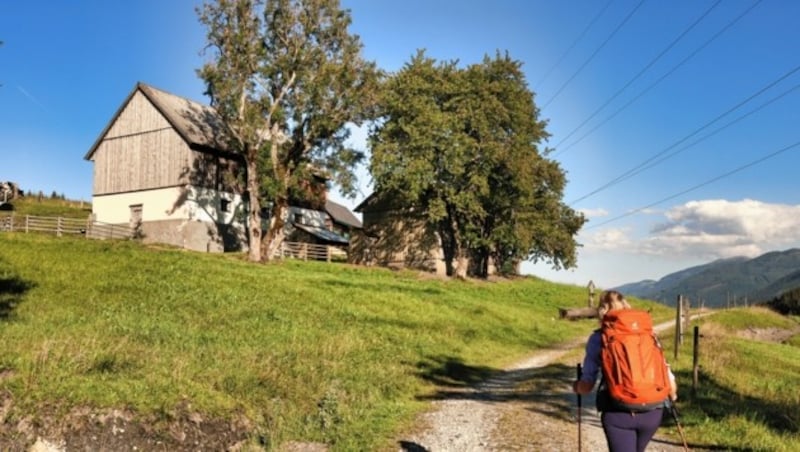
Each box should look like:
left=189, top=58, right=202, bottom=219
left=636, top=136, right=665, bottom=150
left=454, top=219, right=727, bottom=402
left=553, top=0, right=763, bottom=157
left=583, top=139, right=800, bottom=230
left=568, top=62, right=800, bottom=206
left=534, top=0, right=614, bottom=91
left=552, top=0, right=722, bottom=151
left=614, top=82, right=800, bottom=185
left=541, top=0, right=646, bottom=111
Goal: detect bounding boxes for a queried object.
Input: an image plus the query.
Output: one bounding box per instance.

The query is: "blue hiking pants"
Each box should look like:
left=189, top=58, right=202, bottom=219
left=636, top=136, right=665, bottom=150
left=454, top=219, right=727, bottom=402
left=601, top=408, right=663, bottom=452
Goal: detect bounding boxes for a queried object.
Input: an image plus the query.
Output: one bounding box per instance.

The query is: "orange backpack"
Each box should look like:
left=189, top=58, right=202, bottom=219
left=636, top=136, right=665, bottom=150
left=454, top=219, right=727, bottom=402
left=600, top=309, right=671, bottom=411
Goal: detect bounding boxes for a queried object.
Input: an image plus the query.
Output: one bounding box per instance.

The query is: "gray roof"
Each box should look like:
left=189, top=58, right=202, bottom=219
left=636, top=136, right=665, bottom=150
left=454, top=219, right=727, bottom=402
left=326, top=199, right=362, bottom=229
left=293, top=223, right=350, bottom=245
left=85, top=82, right=230, bottom=160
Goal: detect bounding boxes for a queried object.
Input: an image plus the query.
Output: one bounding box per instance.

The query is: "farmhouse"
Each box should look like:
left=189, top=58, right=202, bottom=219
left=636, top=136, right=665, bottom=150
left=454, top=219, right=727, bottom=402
left=85, top=82, right=358, bottom=254
left=351, top=191, right=506, bottom=277
left=350, top=192, right=446, bottom=274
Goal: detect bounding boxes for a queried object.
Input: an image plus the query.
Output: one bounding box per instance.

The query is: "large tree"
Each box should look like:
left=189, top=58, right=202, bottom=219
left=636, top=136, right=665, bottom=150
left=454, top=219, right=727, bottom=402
left=369, top=51, right=584, bottom=278
left=198, top=0, right=379, bottom=262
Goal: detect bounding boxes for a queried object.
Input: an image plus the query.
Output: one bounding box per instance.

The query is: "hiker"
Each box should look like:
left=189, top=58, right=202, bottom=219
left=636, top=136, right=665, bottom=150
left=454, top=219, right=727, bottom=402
left=572, top=290, right=678, bottom=452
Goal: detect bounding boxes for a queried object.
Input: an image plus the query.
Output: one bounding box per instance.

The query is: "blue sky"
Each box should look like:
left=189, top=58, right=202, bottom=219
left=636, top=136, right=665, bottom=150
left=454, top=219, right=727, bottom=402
left=3, top=0, right=800, bottom=289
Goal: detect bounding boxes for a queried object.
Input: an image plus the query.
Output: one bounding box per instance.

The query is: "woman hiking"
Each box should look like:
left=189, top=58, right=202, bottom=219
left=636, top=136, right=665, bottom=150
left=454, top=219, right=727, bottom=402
left=572, top=290, right=678, bottom=452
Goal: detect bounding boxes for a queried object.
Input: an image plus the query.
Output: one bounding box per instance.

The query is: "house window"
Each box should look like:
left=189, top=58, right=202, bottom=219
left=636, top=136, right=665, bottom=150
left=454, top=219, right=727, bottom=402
left=294, top=213, right=305, bottom=225
left=221, top=199, right=230, bottom=212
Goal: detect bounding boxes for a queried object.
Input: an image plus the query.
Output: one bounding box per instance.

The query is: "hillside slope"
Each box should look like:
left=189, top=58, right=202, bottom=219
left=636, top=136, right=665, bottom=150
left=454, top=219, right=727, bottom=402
left=2, top=232, right=668, bottom=450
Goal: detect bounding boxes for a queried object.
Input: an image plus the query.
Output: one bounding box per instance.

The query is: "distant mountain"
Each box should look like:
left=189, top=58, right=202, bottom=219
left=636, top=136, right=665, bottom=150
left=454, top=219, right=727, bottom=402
left=749, top=268, right=800, bottom=302
left=614, top=249, right=800, bottom=308
left=613, top=279, right=658, bottom=297
left=614, top=257, right=746, bottom=303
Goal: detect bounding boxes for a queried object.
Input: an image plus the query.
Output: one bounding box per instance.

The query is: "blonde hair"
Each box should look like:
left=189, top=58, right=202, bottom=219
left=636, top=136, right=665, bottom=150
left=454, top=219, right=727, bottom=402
left=597, top=290, right=631, bottom=318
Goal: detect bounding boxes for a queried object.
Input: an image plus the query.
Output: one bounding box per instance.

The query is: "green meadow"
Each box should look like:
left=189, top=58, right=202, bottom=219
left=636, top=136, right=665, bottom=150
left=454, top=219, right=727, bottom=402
left=1, top=227, right=797, bottom=450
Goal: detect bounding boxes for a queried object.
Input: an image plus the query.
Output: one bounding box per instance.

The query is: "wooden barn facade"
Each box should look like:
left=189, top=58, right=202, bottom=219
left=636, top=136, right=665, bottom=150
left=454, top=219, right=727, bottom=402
left=84, top=82, right=247, bottom=252
left=351, top=192, right=447, bottom=275
left=351, top=191, right=503, bottom=277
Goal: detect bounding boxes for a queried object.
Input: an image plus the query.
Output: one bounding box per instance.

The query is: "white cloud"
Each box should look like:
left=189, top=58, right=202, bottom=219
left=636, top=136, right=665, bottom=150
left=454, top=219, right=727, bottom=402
left=639, top=207, right=662, bottom=215
left=578, top=207, right=609, bottom=218
left=641, top=199, right=800, bottom=259
left=542, top=198, right=800, bottom=288
left=580, top=226, right=633, bottom=251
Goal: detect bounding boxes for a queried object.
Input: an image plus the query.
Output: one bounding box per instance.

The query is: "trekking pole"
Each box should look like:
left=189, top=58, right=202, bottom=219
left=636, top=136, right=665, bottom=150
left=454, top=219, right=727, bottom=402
left=576, top=363, right=582, bottom=452
left=666, top=399, right=690, bottom=451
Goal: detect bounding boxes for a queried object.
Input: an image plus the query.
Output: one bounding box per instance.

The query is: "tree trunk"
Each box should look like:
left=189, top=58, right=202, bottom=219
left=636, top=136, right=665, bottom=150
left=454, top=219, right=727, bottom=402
left=261, top=123, right=293, bottom=262
left=438, top=221, right=456, bottom=277
left=453, top=249, right=468, bottom=279
left=559, top=307, right=599, bottom=320
left=246, top=158, right=262, bottom=262
left=262, top=197, right=288, bottom=261
left=470, top=247, right=490, bottom=278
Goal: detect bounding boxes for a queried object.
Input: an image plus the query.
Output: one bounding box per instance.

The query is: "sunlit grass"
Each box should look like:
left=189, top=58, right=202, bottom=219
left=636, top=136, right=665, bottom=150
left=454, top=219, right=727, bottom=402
left=667, top=307, right=800, bottom=452
left=3, top=233, right=796, bottom=450
left=0, top=233, right=597, bottom=449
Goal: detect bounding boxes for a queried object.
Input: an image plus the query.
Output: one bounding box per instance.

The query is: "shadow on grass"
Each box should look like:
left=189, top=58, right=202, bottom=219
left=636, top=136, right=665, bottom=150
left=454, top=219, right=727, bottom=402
left=414, top=355, right=495, bottom=391
left=684, top=368, right=799, bottom=435
left=0, top=266, right=33, bottom=320
left=648, top=435, right=756, bottom=452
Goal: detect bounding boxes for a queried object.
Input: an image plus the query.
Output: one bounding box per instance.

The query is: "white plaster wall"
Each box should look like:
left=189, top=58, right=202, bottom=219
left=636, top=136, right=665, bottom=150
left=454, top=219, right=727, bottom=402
left=92, top=186, right=245, bottom=227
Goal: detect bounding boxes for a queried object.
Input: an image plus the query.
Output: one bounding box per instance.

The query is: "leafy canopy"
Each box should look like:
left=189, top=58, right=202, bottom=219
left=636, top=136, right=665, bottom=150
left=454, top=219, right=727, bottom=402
left=198, top=0, right=379, bottom=261
left=369, top=51, right=584, bottom=277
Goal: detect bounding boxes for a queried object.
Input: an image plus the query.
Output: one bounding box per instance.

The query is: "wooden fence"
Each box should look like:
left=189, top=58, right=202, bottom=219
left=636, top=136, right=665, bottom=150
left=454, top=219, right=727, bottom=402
left=1, top=213, right=348, bottom=262
left=0, top=214, right=133, bottom=240
left=274, top=241, right=348, bottom=262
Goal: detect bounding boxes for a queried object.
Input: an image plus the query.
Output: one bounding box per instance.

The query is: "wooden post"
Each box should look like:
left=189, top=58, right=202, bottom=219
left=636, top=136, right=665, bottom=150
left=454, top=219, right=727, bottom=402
left=57, top=217, right=63, bottom=237
left=674, top=295, right=682, bottom=360
left=25, top=215, right=29, bottom=233
left=587, top=280, right=596, bottom=308
left=692, top=326, right=700, bottom=398
left=683, top=296, right=691, bottom=334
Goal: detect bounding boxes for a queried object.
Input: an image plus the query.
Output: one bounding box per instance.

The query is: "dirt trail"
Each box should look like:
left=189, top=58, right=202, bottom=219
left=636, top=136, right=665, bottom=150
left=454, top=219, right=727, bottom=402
left=396, top=319, right=695, bottom=452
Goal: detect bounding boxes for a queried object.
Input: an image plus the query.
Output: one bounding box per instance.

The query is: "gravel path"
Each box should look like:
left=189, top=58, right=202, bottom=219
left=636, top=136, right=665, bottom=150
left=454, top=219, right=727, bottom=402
left=396, top=320, right=695, bottom=452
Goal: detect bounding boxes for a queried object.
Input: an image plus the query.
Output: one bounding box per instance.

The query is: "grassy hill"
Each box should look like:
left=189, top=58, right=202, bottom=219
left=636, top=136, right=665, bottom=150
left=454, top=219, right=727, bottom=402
left=0, top=233, right=633, bottom=450
left=0, top=195, right=91, bottom=218
left=1, top=232, right=798, bottom=450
